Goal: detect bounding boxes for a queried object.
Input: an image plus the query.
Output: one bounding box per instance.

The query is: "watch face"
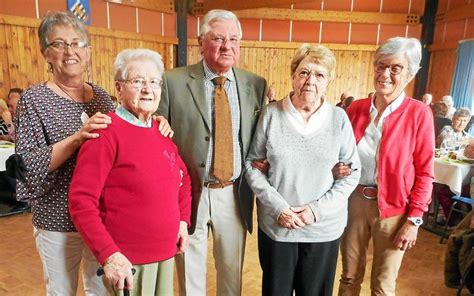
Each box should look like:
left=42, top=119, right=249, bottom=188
left=409, top=217, right=423, bottom=226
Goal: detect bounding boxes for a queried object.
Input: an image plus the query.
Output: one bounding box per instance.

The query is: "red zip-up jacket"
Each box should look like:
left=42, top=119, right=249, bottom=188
left=346, top=97, right=435, bottom=218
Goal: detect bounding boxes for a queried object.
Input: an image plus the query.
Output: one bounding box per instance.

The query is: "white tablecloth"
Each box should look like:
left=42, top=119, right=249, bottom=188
left=0, top=147, right=15, bottom=171
left=434, top=157, right=474, bottom=195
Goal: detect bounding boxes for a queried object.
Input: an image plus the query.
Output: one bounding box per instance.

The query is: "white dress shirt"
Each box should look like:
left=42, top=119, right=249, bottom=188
left=283, top=93, right=328, bottom=135
left=358, top=92, right=405, bottom=185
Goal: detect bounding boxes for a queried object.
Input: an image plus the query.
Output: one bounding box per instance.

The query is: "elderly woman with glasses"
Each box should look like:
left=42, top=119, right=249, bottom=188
left=336, top=37, right=435, bottom=296
left=15, top=11, right=172, bottom=295
left=436, top=107, right=471, bottom=148
left=245, top=44, right=360, bottom=296
left=69, top=48, right=191, bottom=295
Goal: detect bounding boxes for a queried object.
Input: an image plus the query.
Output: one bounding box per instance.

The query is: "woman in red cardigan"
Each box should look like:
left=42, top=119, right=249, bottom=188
left=337, top=37, right=435, bottom=296
left=69, top=49, right=191, bottom=295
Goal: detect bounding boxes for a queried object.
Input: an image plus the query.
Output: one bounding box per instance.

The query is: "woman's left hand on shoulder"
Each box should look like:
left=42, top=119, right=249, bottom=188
left=153, top=115, right=174, bottom=138
left=75, top=112, right=112, bottom=146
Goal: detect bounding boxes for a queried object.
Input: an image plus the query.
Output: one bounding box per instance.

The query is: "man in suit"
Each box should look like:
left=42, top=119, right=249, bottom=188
left=157, top=9, right=267, bottom=296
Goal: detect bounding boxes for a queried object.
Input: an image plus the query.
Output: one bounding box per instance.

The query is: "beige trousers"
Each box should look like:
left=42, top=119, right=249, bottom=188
left=338, top=192, right=407, bottom=296
left=175, top=184, right=247, bottom=296
left=33, top=227, right=106, bottom=296
left=106, top=258, right=174, bottom=296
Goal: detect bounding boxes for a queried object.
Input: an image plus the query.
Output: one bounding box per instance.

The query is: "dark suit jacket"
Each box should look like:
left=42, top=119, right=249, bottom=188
left=157, top=61, right=268, bottom=234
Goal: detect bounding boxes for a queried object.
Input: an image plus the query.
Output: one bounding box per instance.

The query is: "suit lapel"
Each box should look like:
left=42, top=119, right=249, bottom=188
left=234, top=68, right=255, bottom=152
left=187, top=61, right=210, bottom=130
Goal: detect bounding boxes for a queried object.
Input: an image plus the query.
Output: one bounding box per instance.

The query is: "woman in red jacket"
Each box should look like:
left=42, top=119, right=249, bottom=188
left=337, top=37, right=435, bottom=296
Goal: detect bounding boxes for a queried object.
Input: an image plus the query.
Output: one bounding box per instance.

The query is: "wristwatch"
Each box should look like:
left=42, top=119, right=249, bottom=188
left=407, top=217, right=423, bottom=227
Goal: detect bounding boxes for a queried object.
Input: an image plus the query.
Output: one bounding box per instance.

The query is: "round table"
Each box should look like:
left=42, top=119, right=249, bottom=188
left=434, top=157, right=474, bottom=196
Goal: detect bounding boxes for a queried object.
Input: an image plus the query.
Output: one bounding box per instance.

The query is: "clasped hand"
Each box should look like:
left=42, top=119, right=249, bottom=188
left=278, top=205, right=315, bottom=229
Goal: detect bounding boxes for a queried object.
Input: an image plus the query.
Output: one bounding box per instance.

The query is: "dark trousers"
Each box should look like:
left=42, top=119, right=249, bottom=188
left=258, top=228, right=340, bottom=296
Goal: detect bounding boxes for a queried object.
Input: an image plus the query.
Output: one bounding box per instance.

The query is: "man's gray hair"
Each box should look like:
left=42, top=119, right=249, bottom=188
left=374, top=37, right=422, bottom=76
left=114, top=48, right=164, bottom=81
left=199, top=9, right=242, bottom=39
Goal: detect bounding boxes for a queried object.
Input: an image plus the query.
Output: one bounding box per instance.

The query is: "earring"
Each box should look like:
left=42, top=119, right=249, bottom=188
left=86, top=63, right=92, bottom=82
left=47, top=62, right=53, bottom=73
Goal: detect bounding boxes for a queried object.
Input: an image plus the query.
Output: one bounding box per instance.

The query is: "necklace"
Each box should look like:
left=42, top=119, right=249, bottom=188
left=55, top=81, right=86, bottom=103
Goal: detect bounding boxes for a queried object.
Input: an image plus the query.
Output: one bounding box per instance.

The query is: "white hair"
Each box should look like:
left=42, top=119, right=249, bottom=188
left=374, top=37, right=422, bottom=76
left=442, top=95, right=453, bottom=106
left=114, top=48, right=164, bottom=81
left=199, top=9, right=242, bottom=39
left=422, top=93, right=432, bottom=104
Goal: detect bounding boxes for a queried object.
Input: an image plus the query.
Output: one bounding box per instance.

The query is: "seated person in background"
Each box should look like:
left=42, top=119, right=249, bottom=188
left=267, top=86, right=277, bottom=104
left=442, top=95, right=456, bottom=119
left=0, top=88, right=26, bottom=212
left=437, top=139, right=473, bottom=226
left=422, top=93, right=432, bottom=105
left=2, top=88, right=23, bottom=142
left=70, top=48, right=191, bottom=295
left=432, top=102, right=452, bottom=139
left=464, top=140, right=474, bottom=159
left=336, top=92, right=348, bottom=107
left=437, top=108, right=471, bottom=148
left=0, top=100, right=12, bottom=138
left=342, top=96, right=355, bottom=110
left=7, top=88, right=22, bottom=117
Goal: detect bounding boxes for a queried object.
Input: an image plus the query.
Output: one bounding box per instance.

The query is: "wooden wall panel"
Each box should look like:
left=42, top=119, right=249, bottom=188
left=426, top=49, right=457, bottom=101
left=0, top=23, right=49, bottom=97
left=0, top=14, right=176, bottom=99
left=188, top=40, right=379, bottom=104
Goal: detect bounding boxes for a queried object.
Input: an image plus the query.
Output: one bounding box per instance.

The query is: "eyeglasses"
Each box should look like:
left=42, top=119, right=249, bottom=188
left=296, top=68, right=328, bottom=81
left=47, top=40, right=88, bottom=52
left=375, top=63, right=405, bottom=75
left=120, top=77, right=163, bottom=90
left=209, top=36, right=240, bottom=46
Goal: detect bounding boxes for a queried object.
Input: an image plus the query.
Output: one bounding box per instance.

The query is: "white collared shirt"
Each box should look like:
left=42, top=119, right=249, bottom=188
left=283, top=93, right=328, bottom=135
left=115, top=105, right=152, bottom=128
left=358, top=92, right=405, bottom=185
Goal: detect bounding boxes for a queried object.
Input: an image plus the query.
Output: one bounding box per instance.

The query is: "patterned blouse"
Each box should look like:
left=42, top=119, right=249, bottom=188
left=0, top=118, right=9, bottom=135
left=15, top=83, right=115, bottom=232
left=436, top=125, right=469, bottom=148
